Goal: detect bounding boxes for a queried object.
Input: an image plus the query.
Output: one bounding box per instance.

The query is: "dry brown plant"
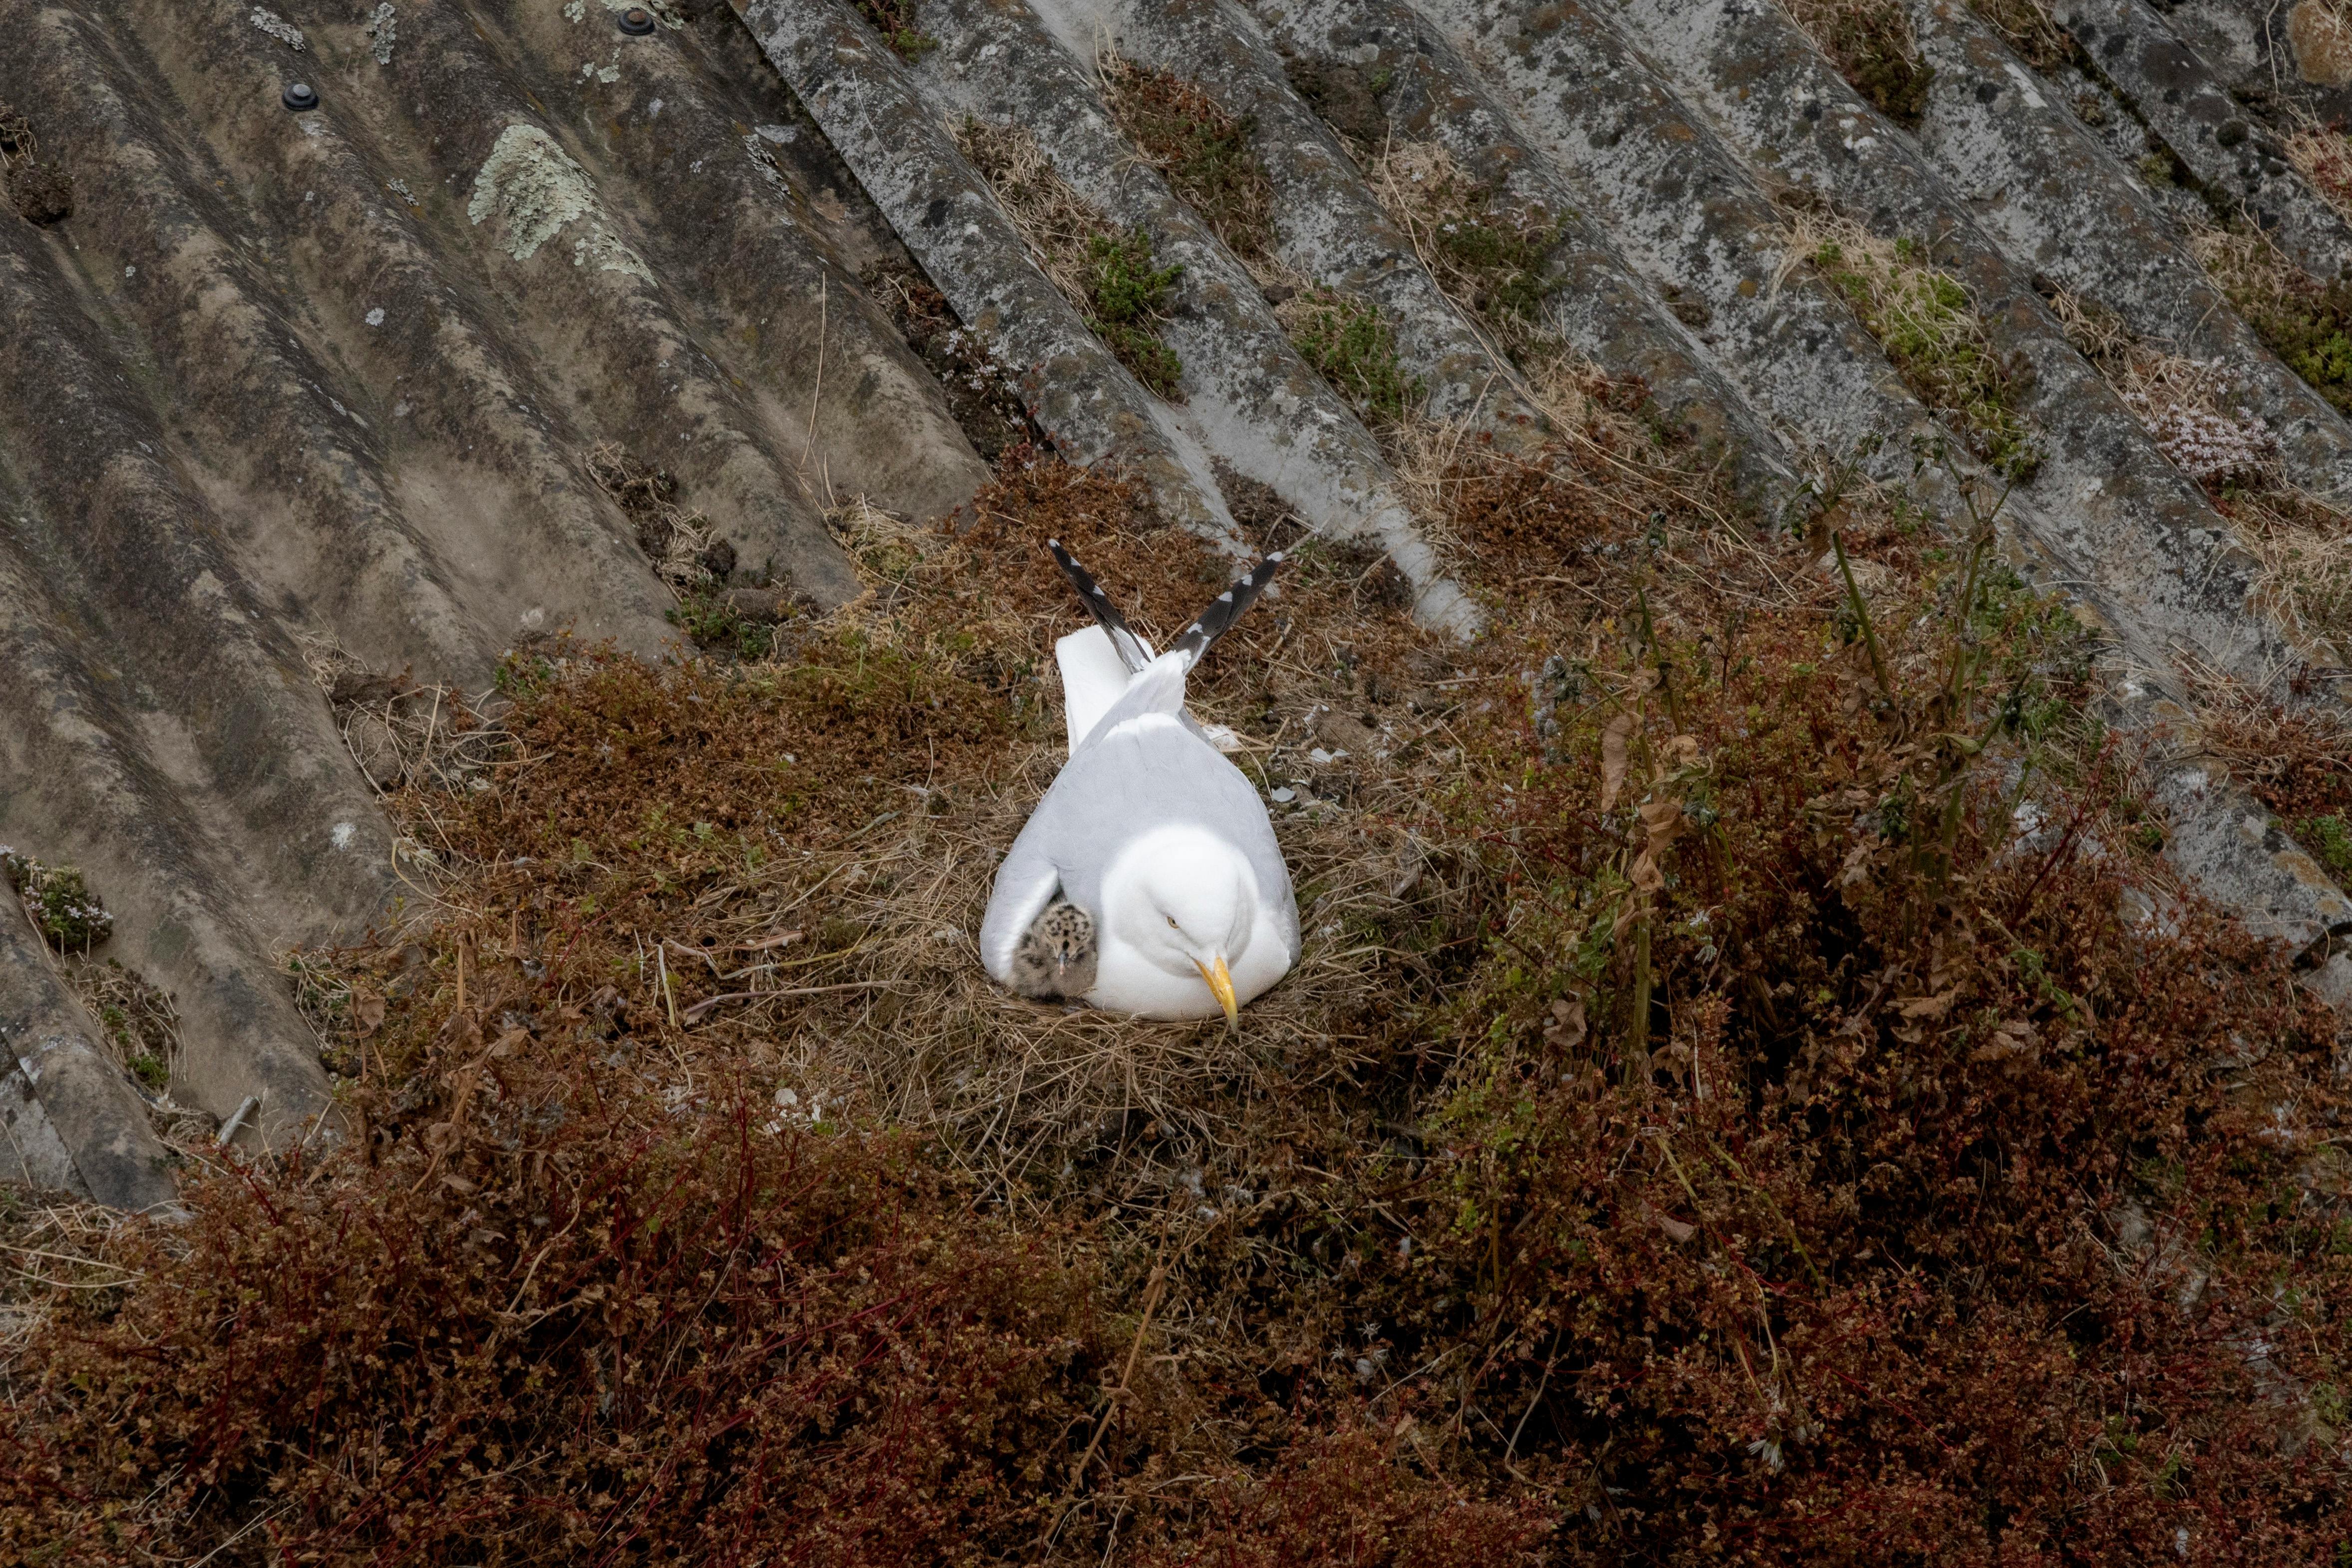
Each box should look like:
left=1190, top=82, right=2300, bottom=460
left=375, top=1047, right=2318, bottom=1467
left=586, top=441, right=717, bottom=590
left=1097, top=52, right=1274, bottom=267
left=954, top=117, right=1111, bottom=306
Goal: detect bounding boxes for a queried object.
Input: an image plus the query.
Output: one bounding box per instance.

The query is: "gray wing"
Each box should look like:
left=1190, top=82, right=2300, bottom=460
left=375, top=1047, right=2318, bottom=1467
left=979, top=825, right=1065, bottom=984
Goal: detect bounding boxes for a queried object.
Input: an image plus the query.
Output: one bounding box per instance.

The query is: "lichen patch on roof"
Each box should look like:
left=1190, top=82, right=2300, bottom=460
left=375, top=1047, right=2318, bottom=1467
left=466, top=123, right=651, bottom=282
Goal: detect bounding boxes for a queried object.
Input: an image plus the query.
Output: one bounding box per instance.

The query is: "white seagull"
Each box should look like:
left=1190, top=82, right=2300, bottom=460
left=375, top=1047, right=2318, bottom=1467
left=980, top=541, right=1298, bottom=1026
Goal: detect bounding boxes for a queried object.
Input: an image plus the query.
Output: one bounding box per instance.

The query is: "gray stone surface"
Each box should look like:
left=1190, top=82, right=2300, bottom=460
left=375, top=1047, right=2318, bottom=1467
left=0, top=887, right=176, bottom=1211
left=1035, top=0, right=1546, bottom=441
left=1253, top=0, right=1809, bottom=522
left=2048, top=0, right=2352, bottom=287
left=1906, top=0, right=2352, bottom=503
left=742, top=0, right=1244, bottom=545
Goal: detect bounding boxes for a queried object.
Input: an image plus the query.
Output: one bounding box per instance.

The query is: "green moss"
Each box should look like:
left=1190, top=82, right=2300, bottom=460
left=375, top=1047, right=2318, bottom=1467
left=1833, top=18, right=1932, bottom=125
left=2195, top=224, right=2352, bottom=411
left=1814, top=235, right=2040, bottom=483
left=2294, top=813, right=2352, bottom=882
left=1287, top=295, right=1422, bottom=422
left=668, top=590, right=778, bottom=662
left=1103, top=65, right=1271, bottom=262
left=1796, top=1, right=1933, bottom=126
left=1432, top=199, right=1559, bottom=330
left=2232, top=280, right=2352, bottom=415
left=1085, top=228, right=1185, bottom=399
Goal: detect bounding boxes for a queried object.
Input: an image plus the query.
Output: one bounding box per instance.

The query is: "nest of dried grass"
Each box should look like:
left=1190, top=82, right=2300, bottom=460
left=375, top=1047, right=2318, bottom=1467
left=334, top=466, right=1476, bottom=1211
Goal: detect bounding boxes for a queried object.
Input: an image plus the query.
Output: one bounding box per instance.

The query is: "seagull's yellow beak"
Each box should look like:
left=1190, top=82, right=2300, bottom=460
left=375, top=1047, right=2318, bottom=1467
left=1194, top=954, right=1239, bottom=1032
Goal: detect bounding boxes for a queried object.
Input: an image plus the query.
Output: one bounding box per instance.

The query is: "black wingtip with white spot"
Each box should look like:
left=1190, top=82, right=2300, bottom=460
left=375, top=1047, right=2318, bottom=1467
left=1169, top=550, right=1286, bottom=671
left=1046, top=538, right=1153, bottom=674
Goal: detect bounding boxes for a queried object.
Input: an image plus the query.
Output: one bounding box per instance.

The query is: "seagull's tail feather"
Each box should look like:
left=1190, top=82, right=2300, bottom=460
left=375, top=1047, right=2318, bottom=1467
left=1168, top=551, right=1285, bottom=671
left=1047, top=539, right=1153, bottom=674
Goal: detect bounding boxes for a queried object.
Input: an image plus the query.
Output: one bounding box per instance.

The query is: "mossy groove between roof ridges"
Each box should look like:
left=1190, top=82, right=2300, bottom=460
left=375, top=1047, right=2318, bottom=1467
left=2047, top=0, right=2352, bottom=288
left=1251, top=0, right=1811, bottom=523
left=1034, top=0, right=1549, bottom=443
left=1901, top=0, right=2352, bottom=502
left=1607, top=0, right=2299, bottom=686
left=1410, top=0, right=1961, bottom=496
left=742, top=0, right=1244, bottom=545
left=900, top=0, right=1480, bottom=632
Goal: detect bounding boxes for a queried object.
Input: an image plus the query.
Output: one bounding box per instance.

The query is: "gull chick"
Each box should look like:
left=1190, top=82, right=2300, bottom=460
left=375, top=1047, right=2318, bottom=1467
left=1008, top=896, right=1097, bottom=1001
left=981, top=541, right=1297, bottom=1026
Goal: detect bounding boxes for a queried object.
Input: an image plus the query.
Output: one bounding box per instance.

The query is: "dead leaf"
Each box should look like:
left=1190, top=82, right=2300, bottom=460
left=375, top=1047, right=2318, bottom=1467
left=353, top=988, right=387, bottom=1036
left=435, top=1010, right=483, bottom=1052
left=1971, top=1020, right=2041, bottom=1065
left=1629, top=848, right=1665, bottom=892
left=1545, top=995, right=1588, bottom=1049
left=1668, top=734, right=1701, bottom=767
left=487, top=1027, right=532, bottom=1059
left=1637, top=799, right=1686, bottom=847
left=1600, top=712, right=1635, bottom=812
left=1897, top=990, right=1960, bottom=1022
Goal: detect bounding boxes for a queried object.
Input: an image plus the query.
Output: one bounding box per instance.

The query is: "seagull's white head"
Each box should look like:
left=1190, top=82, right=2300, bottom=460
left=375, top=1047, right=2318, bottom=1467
left=1102, top=824, right=1259, bottom=1029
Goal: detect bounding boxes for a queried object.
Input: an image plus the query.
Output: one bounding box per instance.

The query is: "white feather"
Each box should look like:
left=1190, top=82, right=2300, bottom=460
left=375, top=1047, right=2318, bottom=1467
left=1056, top=625, right=1155, bottom=755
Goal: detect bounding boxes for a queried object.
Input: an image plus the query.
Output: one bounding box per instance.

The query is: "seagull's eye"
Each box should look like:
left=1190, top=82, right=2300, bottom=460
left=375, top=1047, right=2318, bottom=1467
left=1166, top=915, right=1179, bottom=929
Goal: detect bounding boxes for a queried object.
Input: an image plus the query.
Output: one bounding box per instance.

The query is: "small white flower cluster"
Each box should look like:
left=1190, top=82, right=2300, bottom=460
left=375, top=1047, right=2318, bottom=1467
left=2120, top=363, right=2277, bottom=488
left=1, top=846, right=114, bottom=950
